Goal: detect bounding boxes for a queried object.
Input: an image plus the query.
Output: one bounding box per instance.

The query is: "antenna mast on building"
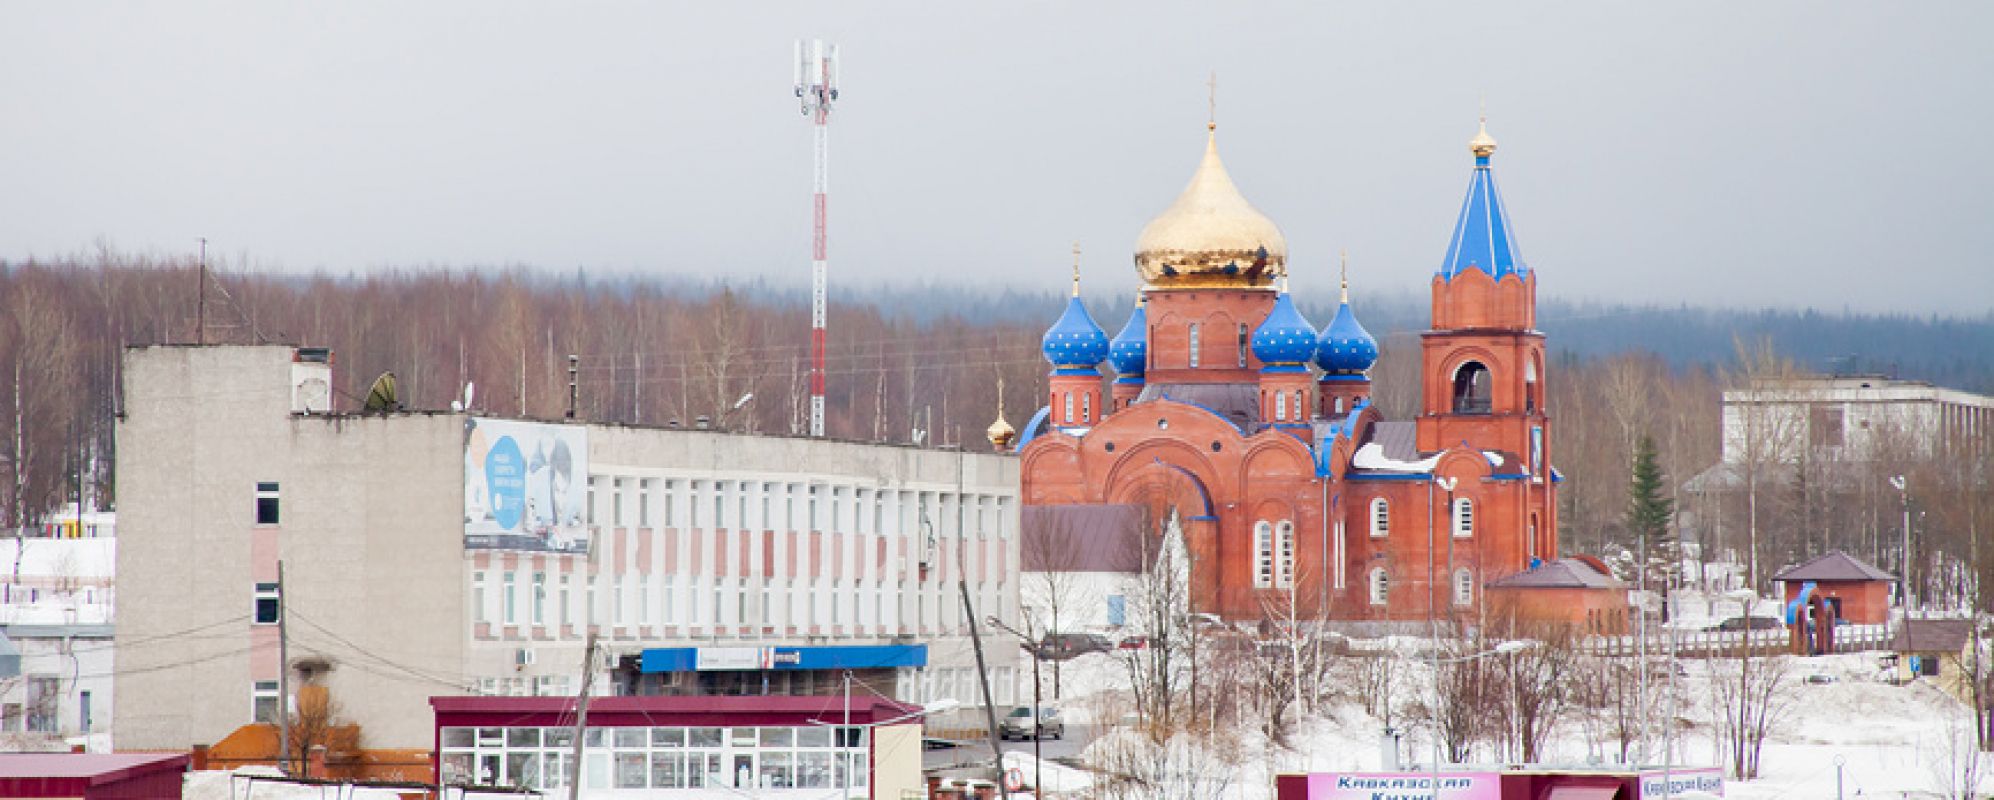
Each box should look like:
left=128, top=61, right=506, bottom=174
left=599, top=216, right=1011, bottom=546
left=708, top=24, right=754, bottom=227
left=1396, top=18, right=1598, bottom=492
left=793, top=38, right=839, bottom=438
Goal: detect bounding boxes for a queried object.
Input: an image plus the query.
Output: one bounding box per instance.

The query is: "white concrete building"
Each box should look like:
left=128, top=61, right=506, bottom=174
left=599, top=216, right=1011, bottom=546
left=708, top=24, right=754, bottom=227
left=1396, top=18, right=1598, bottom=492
left=115, top=345, right=1021, bottom=752
left=1719, top=375, right=1994, bottom=465
left=0, top=519, right=115, bottom=746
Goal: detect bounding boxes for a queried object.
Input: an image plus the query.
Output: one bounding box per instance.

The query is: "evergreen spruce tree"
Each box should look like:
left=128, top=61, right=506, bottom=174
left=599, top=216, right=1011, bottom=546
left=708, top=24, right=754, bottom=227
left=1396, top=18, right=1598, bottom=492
left=1626, top=434, right=1678, bottom=619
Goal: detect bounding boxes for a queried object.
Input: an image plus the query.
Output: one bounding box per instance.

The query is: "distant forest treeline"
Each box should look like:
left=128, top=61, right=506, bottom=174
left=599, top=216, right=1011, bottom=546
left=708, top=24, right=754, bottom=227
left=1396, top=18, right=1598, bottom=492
left=1, top=256, right=1988, bottom=563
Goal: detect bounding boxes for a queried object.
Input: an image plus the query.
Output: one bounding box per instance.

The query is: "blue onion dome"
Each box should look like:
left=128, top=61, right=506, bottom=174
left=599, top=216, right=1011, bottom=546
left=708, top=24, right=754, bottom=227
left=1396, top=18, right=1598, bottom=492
left=1107, top=294, right=1148, bottom=380
left=1250, top=283, right=1317, bottom=371
left=1040, top=264, right=1109, bottom=371
left=1316, top=270, right=1378, bottom=374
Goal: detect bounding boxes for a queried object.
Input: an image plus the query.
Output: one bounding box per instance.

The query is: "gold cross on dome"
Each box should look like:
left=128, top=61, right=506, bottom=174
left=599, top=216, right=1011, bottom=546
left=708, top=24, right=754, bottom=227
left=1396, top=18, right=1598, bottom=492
left=1207, top=72, right=1218, bottom=130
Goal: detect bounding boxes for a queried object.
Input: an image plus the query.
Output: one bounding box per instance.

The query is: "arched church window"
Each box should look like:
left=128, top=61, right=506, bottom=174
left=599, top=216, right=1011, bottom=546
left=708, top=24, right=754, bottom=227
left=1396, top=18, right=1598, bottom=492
left=1237, top=323, right=1249, bottom=367
left=1276, top=521, right=1296, bottom=589
left=1188, top=324, right=1201, bottom=368
left=1082, top=393, right=1092, bottom=423
left=1334, top=396, right=1345, bottom=415
left=1452, top=497, right=1475, bottom=538
left=1063, top=392, right=1074, bottom=423
left=1453, top=568, right=1474, bottom=606
left=1524, top=357, right=1539, bottom=414
left=1369, top=498, right=1390, bottom=538
left=1368, top=568, right=1389, bottom=606
left=1294, top=390, right=1305, bottom=420
left=1452, top=361, right=1492, bottom=414
left=1253, top=521, right=1274, bottom=588
left=1275, top=390, right=1288, bottom=421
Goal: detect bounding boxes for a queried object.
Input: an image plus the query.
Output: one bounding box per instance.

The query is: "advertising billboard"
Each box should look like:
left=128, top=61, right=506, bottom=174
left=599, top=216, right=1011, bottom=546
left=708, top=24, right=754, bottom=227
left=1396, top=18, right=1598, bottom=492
left=464, top=418, right=589, bottom=553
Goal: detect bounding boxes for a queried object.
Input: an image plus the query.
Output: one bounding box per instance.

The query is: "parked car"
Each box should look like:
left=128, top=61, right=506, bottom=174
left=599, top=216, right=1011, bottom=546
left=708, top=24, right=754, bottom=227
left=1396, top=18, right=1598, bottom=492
left=1117, top=635, right=1151, bottom=650
left=1710, top=616, right=1784, bottom=631
left=1039, top=632, right=1113, bottom=659
left=999, top=706, right=1064, bottom=740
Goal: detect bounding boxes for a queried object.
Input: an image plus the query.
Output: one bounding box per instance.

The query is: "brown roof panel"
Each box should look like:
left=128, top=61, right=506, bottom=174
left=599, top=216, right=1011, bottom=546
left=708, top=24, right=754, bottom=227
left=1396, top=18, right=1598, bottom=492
left=1486, top=558, right=1626, bottom=590
left=1022, top=504, right=1156, bottom=573
left=1772, top=550, right=1895, bottom=583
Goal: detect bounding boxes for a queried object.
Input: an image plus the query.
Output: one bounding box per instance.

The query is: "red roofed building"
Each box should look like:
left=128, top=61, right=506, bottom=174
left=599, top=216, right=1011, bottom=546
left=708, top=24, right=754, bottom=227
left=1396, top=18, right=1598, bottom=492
left=1010, top=118, right=1587, bottom=628
left=1773, top=550, right=1895, bottom=625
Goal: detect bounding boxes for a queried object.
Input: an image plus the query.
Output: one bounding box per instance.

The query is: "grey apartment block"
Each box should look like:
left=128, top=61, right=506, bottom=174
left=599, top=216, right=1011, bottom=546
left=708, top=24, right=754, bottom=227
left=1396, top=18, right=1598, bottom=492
left=115, top=345, right=1021, bottom=751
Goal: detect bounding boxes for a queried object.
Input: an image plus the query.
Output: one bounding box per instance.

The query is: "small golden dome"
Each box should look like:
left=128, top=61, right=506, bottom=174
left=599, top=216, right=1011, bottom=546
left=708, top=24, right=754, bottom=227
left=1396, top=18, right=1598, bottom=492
left=986, top=378, right=1017, bottom=450
left=1469, top=116, right=1498, bottom=158
left=986, top=415, right=1016, bottom=450
left=1133, top=129, right=1288, bottom=289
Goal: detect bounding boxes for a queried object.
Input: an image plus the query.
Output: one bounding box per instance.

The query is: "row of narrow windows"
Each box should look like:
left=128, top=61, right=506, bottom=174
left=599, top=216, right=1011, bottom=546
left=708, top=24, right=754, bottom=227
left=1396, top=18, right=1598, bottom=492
left=1368, top=497, right=1474, bottom=539
left=1367, top=567, right=1475, bottom=607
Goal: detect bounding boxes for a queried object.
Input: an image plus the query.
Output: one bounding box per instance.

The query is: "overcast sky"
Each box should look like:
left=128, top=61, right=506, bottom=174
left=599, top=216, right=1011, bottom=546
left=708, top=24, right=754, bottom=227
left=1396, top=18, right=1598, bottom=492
left=2, top=3, right=1990, bottom=315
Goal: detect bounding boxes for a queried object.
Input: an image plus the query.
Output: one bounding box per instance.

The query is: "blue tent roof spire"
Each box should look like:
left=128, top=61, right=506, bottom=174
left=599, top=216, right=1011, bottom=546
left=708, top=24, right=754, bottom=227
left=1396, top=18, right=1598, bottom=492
left=1439, top=115, right=1527, bottom=280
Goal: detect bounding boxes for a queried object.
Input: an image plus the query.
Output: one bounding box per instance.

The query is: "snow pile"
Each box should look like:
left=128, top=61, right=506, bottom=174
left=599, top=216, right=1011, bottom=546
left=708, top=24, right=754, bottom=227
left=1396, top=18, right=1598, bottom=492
left=1001, top=750, right=1093, bottom=793
left=1351, top=443, right=1440, bottom=472
left=183, top=768, right=413, bottom=800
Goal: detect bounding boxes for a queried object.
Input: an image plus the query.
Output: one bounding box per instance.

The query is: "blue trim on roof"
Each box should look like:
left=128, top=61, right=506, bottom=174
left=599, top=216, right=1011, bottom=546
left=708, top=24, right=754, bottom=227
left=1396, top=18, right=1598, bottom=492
left=1439, top=151, right=1527, bottom=280
left=1153, top=458, right=1216, bottom=519
left=1155, top=391, right=1245, bottom=434
left=1013, top=405, right=1052, bottom=452
left=1318, top=375, right=1370, bottom=383
left=1487, top=473, right=1531, bottom=481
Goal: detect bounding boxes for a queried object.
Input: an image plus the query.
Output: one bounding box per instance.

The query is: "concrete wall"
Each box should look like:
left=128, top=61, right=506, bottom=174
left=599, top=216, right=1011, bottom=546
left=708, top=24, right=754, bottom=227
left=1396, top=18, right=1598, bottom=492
left=116, top=346, right=464, bottom=750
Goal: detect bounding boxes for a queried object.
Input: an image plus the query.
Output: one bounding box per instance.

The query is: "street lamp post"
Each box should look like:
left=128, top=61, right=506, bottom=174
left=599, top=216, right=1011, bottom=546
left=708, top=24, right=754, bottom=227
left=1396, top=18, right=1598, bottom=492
left=1889, top=475, right=1910, bottom=613
left=1423, top=640, right=1537, bottom=798
left=987, top=615, right=1044, bottom=800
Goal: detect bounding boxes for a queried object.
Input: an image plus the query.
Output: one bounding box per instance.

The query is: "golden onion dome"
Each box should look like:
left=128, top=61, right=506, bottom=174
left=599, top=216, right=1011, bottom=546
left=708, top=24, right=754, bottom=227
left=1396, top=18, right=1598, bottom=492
left=1134, top=126, right=1288, bottom=289
left=986, top=379, right=1017, bottom=450
left=1469, top=115, right=1498, bottom=158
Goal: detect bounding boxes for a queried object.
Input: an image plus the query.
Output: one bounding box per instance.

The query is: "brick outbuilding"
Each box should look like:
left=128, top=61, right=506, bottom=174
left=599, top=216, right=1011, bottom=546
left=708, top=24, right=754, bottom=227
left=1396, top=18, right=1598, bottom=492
left=1772, top=550, right=1894, bottom=625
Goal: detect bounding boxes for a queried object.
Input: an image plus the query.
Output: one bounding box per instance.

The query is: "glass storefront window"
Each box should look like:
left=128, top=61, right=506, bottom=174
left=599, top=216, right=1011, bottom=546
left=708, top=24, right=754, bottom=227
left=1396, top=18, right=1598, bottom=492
left=796, top=726, right=832, bottom=748
left=615, top=752, right=647, bottom=789
left=797, top=752, right=833, bottom=788
left=760, top=751, right=794, bottom=788
left=688, top=727, right=724, bottom=748
left=436, top=723, right=871, bottom=792
left=650, top=751, right=683, bottom=788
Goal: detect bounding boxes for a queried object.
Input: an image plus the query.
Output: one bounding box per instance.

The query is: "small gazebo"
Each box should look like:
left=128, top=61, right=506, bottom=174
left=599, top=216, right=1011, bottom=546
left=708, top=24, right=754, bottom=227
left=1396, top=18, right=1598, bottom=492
left=1772, top=550, right=1895, bottom=625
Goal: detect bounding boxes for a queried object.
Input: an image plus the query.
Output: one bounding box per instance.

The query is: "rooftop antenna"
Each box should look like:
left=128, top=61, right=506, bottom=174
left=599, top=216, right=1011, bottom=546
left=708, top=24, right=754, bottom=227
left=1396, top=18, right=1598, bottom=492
left=794, top=38, right=841, bottom=438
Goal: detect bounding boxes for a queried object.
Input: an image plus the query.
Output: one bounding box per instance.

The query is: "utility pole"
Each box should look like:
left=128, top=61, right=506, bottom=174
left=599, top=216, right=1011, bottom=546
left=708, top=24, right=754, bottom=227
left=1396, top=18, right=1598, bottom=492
left=949, top=449, right=1006, bottom=779
left=1891, top=475, right=1911, bottom=613
left=195, top=237, right=207, bottom=345
left=277, top=560, right=290, bottom=775
left=792, top=39, right=839, bottom=438
left=566, top=633, right=597, bottom=800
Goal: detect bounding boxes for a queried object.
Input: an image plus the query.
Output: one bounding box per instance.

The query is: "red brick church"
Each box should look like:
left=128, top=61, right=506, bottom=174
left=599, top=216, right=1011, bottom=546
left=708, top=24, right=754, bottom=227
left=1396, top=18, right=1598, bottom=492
left=1004, top=118, right=1614, bottom=626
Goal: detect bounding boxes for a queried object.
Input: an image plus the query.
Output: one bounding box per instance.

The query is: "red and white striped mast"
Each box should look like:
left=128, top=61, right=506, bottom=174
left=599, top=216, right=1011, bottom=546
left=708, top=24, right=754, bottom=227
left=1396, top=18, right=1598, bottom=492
left=793, top=38, right=839, bottom=438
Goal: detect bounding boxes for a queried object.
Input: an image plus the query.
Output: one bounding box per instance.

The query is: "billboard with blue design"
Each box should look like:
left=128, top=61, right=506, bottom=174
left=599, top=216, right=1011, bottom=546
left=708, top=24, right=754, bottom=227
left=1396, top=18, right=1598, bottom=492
left=464, top=417, right=589, bottom=553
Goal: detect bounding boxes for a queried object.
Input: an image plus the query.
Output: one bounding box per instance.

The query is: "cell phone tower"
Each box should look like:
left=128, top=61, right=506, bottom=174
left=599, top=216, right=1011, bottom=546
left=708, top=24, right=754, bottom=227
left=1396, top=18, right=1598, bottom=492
left=793, top=39, right=839, bottom=438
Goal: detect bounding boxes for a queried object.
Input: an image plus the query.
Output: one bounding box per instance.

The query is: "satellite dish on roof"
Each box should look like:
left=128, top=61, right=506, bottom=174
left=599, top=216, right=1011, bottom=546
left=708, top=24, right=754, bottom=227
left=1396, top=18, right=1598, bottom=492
left=364, top=371, right=401, bottom=413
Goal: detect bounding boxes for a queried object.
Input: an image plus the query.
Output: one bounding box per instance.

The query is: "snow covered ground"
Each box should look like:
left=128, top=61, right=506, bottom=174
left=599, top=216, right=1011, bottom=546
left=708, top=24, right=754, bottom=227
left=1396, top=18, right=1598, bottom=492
left=1049, top=642, right=1990, bottom=798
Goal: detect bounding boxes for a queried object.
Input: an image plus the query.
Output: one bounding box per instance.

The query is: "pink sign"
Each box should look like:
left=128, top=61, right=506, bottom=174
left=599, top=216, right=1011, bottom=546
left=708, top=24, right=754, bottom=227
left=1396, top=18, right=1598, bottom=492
left=1304, top=772, right=1504, bottom=800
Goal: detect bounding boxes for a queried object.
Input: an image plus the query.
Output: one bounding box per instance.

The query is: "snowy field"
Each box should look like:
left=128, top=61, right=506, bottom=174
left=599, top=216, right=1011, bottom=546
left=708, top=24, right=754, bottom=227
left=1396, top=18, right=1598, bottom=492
left=1045, top=642, right=1990, bottom=799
